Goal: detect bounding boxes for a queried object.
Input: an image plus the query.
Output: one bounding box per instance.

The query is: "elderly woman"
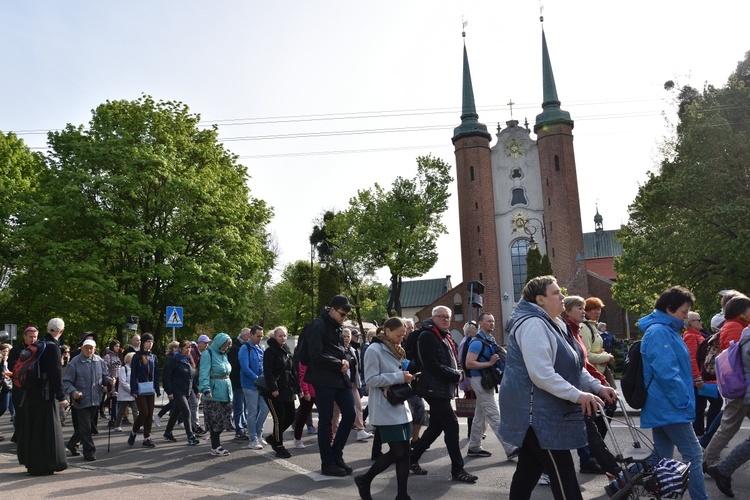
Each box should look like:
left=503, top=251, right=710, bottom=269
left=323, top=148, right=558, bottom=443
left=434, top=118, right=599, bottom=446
left=457, top=320, right=478, bottom=438
left=639, top=286, right=707, bottom=500
left=355, top=317, right=416, bottom=500
left=263, top=326, right=299, bottom=458
left=500, top=276, right=615, bottom=499
left=199, top=332, right=233, bottom=457
left=682, top=311, right=720, bottom=437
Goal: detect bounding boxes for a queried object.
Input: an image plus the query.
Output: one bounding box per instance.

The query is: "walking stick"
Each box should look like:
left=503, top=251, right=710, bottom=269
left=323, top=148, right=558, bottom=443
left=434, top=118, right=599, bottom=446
left=108, top=416, right=112, bottom=453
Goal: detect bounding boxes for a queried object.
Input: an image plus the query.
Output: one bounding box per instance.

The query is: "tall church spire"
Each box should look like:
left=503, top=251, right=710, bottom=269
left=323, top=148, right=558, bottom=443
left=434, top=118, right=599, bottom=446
left=452, top=38, right=491, bottom=143
left=534, top=29, right=573, bottom=131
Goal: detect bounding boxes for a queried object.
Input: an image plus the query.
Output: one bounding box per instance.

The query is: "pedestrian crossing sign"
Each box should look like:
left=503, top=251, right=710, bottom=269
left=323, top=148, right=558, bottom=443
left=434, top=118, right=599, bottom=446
left=166, top=306, right=183, bottom=327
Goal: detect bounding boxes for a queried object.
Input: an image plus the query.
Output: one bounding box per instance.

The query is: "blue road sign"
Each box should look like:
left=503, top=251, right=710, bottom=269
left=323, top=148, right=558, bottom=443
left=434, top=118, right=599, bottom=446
left=166, top=306, right=183, bottom=327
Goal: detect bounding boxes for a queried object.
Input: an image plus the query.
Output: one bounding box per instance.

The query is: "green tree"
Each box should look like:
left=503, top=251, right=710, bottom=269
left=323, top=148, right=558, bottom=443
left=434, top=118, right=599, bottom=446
left=613, top=52, right=750, bottom=318
left=266, top=260, right=318, bottom=334
left=0, top=132, right=43, bottom=314
left=332, top=155, right=453, bottom=316
left=8, top=96, right=274, bottom=348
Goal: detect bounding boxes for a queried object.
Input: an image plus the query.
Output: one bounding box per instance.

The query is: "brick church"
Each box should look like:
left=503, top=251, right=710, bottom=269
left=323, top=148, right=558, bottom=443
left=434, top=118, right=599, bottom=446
left=410, top=26, right=630, bottom=342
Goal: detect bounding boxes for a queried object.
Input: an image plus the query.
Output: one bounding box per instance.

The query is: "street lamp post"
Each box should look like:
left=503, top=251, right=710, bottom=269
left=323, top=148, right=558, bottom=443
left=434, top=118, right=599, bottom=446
left=523, top=216, right=547, bottom=252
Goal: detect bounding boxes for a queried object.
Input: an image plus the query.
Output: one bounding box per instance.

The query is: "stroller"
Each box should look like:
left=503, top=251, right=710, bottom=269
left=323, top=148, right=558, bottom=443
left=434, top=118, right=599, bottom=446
left=600, top=398, right=690, bottom=499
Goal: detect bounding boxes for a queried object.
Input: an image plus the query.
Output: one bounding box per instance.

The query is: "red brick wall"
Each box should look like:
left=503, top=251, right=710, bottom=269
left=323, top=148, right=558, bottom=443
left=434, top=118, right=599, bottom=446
left=536, top=123, right=589, bottom=297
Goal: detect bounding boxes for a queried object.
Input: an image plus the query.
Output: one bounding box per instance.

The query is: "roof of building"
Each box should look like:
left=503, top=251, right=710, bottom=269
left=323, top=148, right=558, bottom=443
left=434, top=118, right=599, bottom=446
left=392, top=276, right=453, bottom=308
left=583, top=229, right=623, bottom=259
left=586, top=257, right=617, bottom=281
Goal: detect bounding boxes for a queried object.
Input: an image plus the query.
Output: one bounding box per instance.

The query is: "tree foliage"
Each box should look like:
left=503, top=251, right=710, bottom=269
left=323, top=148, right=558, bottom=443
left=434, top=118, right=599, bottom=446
left=330, top=155, right=453, bottom=316
left=6, top=96, right=274, bottom=348
left=265, top=260, right=318, bottom=334
left=613, top=53, right=750, bottom=318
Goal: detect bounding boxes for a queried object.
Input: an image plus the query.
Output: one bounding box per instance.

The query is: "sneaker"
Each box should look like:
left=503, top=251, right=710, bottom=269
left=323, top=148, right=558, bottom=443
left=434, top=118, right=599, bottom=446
left=275, top=446, right=292, bottom=458
left=127, top=432, right=137, bottom=446
left=467, top=448, right=492, bottom=457
left=193, top=426, right=207, bottom=436
left=507, top=447, right=520, bottom=460
left=187, top=435, right=200, bottom=446
left=163, top=432, right=177, bottom=442
left=708, top=465, right=734, bottom=497
left=356, top=430, right=373, bottom=441
left=538, top=473, right=550, bottom=485
left=234, top=433, right=249, bottom=441
left=451, top=469, right=478, bottom=483
left=122, top=418, right=132, bottom=425
left=335, top=457, right=353, bottom=475
left=153, top=415, right=162, bottom=427
left=114, top=427, right=123, bottom=433
left=410, top=463, right=428, bottom=475
left=260, top=436, right=269, bottom=446
left=248, top=438, right=263, bottom=450
left=580, top=461, right=604, bottom=474
left=294, top=439, right=305, bottom=449
left=307, top=425, right=317, bottom=434
left=321, top=464, right=347, bottom=477
left=210, top=446, right=230, bottom=457
left=142, top=437, right=156, bottom=448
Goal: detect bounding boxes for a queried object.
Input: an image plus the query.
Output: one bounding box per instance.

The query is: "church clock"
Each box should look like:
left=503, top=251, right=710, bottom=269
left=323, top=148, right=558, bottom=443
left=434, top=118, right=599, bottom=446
left=504, top=138, right=524, bottom=159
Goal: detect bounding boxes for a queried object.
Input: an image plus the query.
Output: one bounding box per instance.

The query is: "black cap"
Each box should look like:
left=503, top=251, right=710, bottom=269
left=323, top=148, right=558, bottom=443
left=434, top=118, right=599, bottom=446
left=330, top=295, right=353, bottom=311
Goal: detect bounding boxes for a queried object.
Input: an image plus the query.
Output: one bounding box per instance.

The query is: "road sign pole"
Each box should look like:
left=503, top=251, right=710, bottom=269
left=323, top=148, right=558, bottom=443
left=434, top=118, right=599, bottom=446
left=172, top=326, right=176, bottom=342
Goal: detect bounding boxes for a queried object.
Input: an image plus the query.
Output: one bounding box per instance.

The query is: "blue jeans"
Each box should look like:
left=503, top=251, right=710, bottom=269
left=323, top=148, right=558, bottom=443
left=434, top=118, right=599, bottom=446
left=315, top=384, right=355, bottom=466
left=232, top=387, right=247, bottom=433
left=652, top=422, right=708, bottom=500
left=243, top=388, right=269, bottom=440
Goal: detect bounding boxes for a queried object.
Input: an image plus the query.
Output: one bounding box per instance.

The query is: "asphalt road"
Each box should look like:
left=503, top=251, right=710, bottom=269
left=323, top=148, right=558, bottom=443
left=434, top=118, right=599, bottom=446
left=1, top=402, right=749, bottom=499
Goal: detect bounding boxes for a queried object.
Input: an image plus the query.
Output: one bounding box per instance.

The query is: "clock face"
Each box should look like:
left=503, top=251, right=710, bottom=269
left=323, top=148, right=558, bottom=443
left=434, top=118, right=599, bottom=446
left=504, top=138, right=524, bottom=159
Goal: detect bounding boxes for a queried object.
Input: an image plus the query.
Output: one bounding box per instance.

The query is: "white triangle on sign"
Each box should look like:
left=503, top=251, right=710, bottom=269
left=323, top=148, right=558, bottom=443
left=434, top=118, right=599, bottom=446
left=168, top=309, right=182, bottom=325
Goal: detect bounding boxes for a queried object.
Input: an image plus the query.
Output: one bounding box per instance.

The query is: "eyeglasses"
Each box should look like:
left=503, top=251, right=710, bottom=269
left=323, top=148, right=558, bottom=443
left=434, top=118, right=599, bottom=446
left=336, top=308, right=350, bottom=317
left=434, top=315, right=451, bottom=320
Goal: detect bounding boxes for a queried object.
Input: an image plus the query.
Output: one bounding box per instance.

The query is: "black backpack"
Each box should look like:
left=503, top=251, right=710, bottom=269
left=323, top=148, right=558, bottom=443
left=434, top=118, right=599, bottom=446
left=12, top=340, right=47, bottom=390
left=620, top=340, right=653, bottom=409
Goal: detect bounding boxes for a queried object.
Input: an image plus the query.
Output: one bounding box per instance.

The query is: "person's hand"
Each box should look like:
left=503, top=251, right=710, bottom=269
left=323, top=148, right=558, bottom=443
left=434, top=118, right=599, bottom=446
left=272, top=390, right=279, bottom=398
left=696, top=379, right=705, bottom=389
left=597, top=386, right=617, bottom=404
left=58, top=400, right=69, bottom=408
left=341, top=359, right=350, bottom=374
left=608, top=355, right=615, bottom=365
left=577, top=392, right=604, bottom=416
left=168, top=394, right=174, bottom=400
left=304, top=393, right=311, bottom=401
left=204, top=392, right=212, bottom=399
left=490, top=353, right=500, bottom=364
left=458, top=370, right=465, bottom=383
left=403, top=371, right=416, bottom=383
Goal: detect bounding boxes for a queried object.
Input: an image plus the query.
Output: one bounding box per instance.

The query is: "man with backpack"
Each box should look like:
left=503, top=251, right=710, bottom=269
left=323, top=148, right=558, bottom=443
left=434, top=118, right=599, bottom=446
left=8, top=325, right=39, bottom=441
left=465, top=313, right=519, bottom=460
left=228, top=327, right=254, bottom=440
left=239, top=325, right=268, bottom=450
left=16, top=318, right=69, bottom=476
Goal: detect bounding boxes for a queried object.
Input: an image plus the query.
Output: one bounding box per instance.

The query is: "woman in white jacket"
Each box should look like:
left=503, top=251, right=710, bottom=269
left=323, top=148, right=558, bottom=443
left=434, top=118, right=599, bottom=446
left=113, top=352, right=139, bottom=432
left=355, top=317, right=416, bottom=500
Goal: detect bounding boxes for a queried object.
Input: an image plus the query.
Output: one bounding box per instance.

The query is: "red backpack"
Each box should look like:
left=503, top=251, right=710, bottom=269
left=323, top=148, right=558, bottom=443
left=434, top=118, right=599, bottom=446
left=12, top=341, right=47, bottom=390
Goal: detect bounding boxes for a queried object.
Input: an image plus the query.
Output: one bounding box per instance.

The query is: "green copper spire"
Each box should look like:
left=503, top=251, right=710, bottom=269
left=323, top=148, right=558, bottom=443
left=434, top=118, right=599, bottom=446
left=534, top=29, right=573, bottom=131
left=453, top=42, right=491, bottom=143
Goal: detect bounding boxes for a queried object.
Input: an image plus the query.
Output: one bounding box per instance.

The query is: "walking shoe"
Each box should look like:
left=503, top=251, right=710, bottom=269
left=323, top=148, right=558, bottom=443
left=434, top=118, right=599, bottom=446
left=307, top=425, right=317, bottom=434
left=354, top=474, right=372, bottom=500
left=356, top=429, right=373, bottom=441
left=275, top=446, right=292, bottom=458
left=142, top=437, right=156, bottom=448
left=266, top=434, right=277, bottom=449
left=451, top=469, right=478, bottom=483
left=84, top=455, right=97, bottom=462
left=467, top=448, right=492, bottom=457
left=210, top=446, right=230, bottom=456
left=153, top=415, right=162, bottom=427
left=334, top=457, right=353, bottom=475
left=294, top=439, right=305, bottom=449
left=66, top=444, right=80, bottom=456
left=708, top=465, right=734, bottom=497
left=507, top=447, right=520, bottom=460
left=163, top=432, right=177, bottom=442
left=127, top=432, right=137, bottom=446
left=321, top=464, right=347, bottom=477
left=122, top=417, right=132, bottom=425
left=410, top=463, right=428, bottom=475
left=538, top=473, right=550, bottom=485
left=193, top=425, right=207, bottom=436
left=580, top=461, right=604, bottom=474
left=187, top=435, right=200, bottom=446
left=113, top=427, right=123, bottom=433
left=234, top=433, right=249, bottom=441
left=260, top=436, right=269, bottom=446
left=248, top=438, right=263, bottom=450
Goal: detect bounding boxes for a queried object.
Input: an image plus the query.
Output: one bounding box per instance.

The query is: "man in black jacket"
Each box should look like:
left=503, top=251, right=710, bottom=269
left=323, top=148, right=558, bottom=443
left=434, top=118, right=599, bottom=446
left=303, top=295, right=356, bottom=477
left=409, top=305, right=478, bottom=483
left=228, top=326, right=256, bottom=439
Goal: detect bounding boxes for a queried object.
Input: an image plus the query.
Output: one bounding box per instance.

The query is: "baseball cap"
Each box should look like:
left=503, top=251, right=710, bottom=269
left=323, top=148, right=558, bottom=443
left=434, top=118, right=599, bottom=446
left=82, top=339, right=96, bottom=348
left=197, top=334, right=211, bottom=343
left=330, top=295, right=353, bottom=311
left=710, top=314, right=725, bottom=333
left=47, top=318, right=65, bottom=333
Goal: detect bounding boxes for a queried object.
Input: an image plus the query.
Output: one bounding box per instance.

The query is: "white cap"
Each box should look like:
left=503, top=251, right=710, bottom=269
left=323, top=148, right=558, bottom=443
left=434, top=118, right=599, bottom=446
left=82, top=339, right=96, bottom=348
left=710, top=313, right=725, bottom=333
left=47, top=318, right=65, bottom=333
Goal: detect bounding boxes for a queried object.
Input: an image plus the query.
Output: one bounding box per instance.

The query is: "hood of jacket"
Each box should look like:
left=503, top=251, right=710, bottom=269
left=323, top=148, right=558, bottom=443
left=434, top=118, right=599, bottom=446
left=209, top=332, right=232, bottom=354
left=507, top=298, right=550, bottom=331
left=637, top=309, right=683, bottom=334
left=267, top=336, right=291, bottom=355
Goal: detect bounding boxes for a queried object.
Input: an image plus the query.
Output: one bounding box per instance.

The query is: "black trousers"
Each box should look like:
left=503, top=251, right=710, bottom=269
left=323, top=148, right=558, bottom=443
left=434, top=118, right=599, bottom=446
left=409, top=397, right=464, bottom=474
left=68, top=405, right=97, bottom=458
left=265, top=397, right=295, bottom=447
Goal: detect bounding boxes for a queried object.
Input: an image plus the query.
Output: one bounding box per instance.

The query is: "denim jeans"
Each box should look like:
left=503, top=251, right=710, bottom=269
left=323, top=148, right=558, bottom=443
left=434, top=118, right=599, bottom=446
left=652, top=422, right=708, bottom=500
left=232, top=387, right=247, bottom=433
left=315, top=384, right=355, bottom=466
left=243, top=388, right=269, bottom=440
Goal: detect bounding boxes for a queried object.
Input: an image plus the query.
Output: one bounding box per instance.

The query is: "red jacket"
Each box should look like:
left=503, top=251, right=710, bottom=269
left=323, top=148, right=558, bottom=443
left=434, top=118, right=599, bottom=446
left=297, top=362, right=315, bottom=398
left=563, top=316, right=607, bottom=386
left=719, top=318, right=750, bottom=352
left=682, top=327, right=704, bottom=383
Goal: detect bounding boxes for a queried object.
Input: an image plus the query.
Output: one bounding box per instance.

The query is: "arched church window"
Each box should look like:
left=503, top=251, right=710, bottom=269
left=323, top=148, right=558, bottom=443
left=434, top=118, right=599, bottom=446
left=511, top=239, right=530, bottom=302
left=510, top=188, right=527, bottom=206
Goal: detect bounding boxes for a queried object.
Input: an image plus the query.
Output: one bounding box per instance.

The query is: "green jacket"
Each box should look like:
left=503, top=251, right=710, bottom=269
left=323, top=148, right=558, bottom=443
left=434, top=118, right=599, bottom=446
left=198, top=332, right=233, bottom=403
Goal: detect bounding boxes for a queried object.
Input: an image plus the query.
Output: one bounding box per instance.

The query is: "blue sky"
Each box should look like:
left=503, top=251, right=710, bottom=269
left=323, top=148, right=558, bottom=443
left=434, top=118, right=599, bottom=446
left=2, top=1, right=748, bottom=284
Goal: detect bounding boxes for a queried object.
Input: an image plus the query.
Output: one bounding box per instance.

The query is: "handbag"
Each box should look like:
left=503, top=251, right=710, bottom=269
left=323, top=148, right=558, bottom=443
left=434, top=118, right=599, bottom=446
left=480, top=365, right=503, bottom=390
left=137, top=381, right=154, bottom=395
left=454, top=387, right=476, bottom=417
left=384, top=383, right=413, bottom=405
left=254, top=374, right=271, bottom=395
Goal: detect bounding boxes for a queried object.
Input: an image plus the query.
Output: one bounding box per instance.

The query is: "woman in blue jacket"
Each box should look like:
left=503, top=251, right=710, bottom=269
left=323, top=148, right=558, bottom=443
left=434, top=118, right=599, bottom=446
left=199, top=332, right=233, bottom=457
left=128, top=333, right=160, bottom=449
left=639, top=286, right=707, bottom=500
